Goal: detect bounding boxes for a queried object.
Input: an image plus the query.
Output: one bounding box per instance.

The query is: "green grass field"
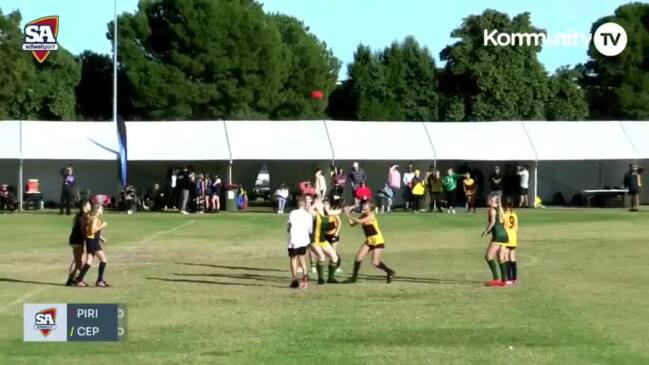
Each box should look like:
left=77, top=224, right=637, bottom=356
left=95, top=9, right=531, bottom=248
left=1, top=208, right=648, bottom=364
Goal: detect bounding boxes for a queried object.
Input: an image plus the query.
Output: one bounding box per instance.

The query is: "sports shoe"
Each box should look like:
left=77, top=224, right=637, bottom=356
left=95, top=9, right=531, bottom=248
left=386, top=269, right=395, bottom=284
left=180, top=210, right=189, bottom=215
left=300, top=275, right=309, bottom=289
left=96, top=281, right=111, bottom=288
left=485, top=279, right=504, bottom=287
left=335, top=267, right=343, bottom=274
left=311, top=267, right=317, bottom=274
left=289, top=279, right=299, bottom=288
left=74, top=281, right=88, bottom=288
left=504, top=280, right=515, bottom=286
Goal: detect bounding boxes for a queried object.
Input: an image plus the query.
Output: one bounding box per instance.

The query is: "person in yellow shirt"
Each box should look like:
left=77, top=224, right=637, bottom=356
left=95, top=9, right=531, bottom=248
left=500, top=197, right=519, bottom=285
left=411, top=169, right=426, bottom=213
left=463, top=172, right=478, bottom=213
left=344, top=202, right=395, bottom=283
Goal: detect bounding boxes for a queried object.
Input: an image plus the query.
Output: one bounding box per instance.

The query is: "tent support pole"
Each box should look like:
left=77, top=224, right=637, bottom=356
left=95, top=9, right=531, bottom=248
left=18, top=160, right=23, bottom=212
left=533, top=161, right=538, bottom=208
left=228, top=160, right=233, bottom=185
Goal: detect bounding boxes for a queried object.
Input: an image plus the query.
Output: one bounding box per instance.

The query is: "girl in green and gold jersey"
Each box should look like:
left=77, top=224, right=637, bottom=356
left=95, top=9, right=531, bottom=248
left=481, top=194, right=508, bottom=287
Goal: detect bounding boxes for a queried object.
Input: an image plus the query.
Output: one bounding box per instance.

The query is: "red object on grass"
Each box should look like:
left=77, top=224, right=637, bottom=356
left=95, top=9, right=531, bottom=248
left=310, top=90, right=324, bottom=100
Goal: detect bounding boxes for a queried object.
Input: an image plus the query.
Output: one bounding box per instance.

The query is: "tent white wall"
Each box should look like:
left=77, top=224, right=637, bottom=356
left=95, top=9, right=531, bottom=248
left=0, top=121, right=21, bottom=159
left=2, top=120, right=649, bottom=205
left=327, top=121, right=434, bottom=161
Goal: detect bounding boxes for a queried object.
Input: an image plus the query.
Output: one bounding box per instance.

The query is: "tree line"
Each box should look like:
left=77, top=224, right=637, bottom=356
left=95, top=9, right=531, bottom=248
left=0, top=0, right=647, bottom=122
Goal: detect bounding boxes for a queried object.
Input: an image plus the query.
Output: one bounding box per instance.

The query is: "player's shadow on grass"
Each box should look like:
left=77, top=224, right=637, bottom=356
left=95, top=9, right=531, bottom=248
left=356, top=274, right=481, bottom=285
left=173, top=272, right=287, bottom=284
left=0, top=277, right=63, bottom=286
left=176, top=262, right=285, bottom=273
left=147, top=277, right=284, bottom=288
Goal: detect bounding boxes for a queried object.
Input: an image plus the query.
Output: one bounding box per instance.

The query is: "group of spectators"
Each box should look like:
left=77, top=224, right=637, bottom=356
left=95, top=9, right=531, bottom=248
left=281, top=162, right=533, bottom=214
left=163, top=167, right=223, bottom=215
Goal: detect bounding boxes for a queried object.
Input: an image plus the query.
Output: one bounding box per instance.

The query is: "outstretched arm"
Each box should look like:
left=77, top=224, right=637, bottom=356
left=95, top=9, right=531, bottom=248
left=481, top=210, right=496, bottom=238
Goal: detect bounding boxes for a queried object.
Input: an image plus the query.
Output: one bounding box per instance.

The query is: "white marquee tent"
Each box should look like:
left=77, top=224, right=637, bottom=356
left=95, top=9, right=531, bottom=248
left=1, top=120, right=648, bottom=207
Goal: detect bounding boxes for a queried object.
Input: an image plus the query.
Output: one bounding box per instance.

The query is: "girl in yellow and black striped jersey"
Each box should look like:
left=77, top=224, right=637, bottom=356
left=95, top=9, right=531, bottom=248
left=344, top=202, right=395, bottom=283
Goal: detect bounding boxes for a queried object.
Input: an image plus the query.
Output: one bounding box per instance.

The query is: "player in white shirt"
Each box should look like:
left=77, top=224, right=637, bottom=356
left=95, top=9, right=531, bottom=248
left=287, top=198, right=312, bottom=289
left=517, top=165, right=530, bottom=208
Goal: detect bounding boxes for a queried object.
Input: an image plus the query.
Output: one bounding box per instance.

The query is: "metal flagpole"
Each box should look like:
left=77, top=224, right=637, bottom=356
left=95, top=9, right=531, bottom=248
left=18, top=120, right=23, bottom=211
left=113, top=0, right=118, bottom=128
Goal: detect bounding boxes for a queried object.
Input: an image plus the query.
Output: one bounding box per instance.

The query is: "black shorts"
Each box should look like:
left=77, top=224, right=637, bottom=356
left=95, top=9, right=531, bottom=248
left=288, top=246, right=308, bottom=257
left=365, top=243, right=385, bottom=250
left=86, top=239, right=102, bottom=253
left=628, top=189, right=639, bottom=196
left=520, top=188, right=529, bottom=195
left=325, top=235, right=339, bottom=244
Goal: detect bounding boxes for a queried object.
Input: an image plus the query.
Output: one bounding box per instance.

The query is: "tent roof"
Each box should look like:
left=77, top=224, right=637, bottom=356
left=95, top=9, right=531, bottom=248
left=523, top=122, right=637, bottom=161
left=621, top=122, right=649, bottom=159
left=425, top=122, right=537, bottom=161
left=127, top=121, right=230, bottom=161
left=226, top=121, right=332, bottom=160
left=4, top=120, right=649, bottom=162
left=0, top=121, right=20, bottom=159
left=326, top=121, right=434, bottom=160
left=21, top=121, right=118, bottom=160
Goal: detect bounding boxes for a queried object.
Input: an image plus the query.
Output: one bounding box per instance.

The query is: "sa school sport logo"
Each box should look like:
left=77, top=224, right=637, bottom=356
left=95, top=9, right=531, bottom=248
left=34, top=308, right=57, bottom=337
left=22, top=16, right=60, bottom=63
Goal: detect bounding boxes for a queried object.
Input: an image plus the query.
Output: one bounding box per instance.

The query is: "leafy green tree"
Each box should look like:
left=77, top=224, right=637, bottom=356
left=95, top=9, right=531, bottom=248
left=76, top=51, right=113, bottom=120
left=332, top=37, right=438, bottom=121
left=268, top=14, right=340, bottom=119
left=0, top=10, right=34, bottom=119
left=583, top=3, right=649, bottom=120
left=439, top=10, right=549, bottom=121
left=114, top=0, right=332, bottom=120
left=545, top=66, right=588, bottom=120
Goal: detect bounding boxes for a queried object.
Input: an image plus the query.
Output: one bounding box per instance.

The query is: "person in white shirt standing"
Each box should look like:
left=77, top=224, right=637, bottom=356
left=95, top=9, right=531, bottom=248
left=314, top=168, right=327, bottom=199
left=402, top=164, right=415, bottom=210
left=517, top=165, right=530, bottom=208
left=287, top=198, right=312, bottom=289
left=275, top=183, right=290, bottom=214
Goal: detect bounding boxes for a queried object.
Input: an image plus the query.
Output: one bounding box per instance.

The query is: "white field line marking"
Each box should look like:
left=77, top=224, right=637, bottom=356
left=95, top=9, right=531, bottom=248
left=0, top=287, right=47, bottom=313
left=124, top=219, right=195, bottom=253
left=0, top=220, right=195, bottom=313
left=518, top=253, right=538, bottom=267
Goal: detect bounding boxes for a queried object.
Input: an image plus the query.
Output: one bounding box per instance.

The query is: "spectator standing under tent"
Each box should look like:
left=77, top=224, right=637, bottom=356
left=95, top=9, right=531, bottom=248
left=426, top=167, right=444, bottom=213
left=314, top=169, right=327, bottom=199
left=387, top=164, right=401, bottom=208
left=207, top=174, right=222, bottom=213
left=489, top=166, right=503, bottom=198
left=331, top=167, right=347, bottom=203
left=165, top=168, right=179, bottom=210
left=624, top=164, right=643, bottom=212
left=402, top=164, right=415, bottom=211
left=442, top=168, right=463, bottom=214
left=377, top=183, right=394, bottom=213
left=178, top=167, right=192, bottom=215
left=348, top=162, right=367, bottom=191
left=275, top=183, right=290, bottom=214
left=349, top=162, right=367, bottom=207
left=517, top=165, right=530, bottom=208
left=59, top=166, right=76, bottom=215
left=463, top=172, right=478, bottom=213
left=411, top=169, right=426, bottom=213
left=195, top=173, right=207, bottom=214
